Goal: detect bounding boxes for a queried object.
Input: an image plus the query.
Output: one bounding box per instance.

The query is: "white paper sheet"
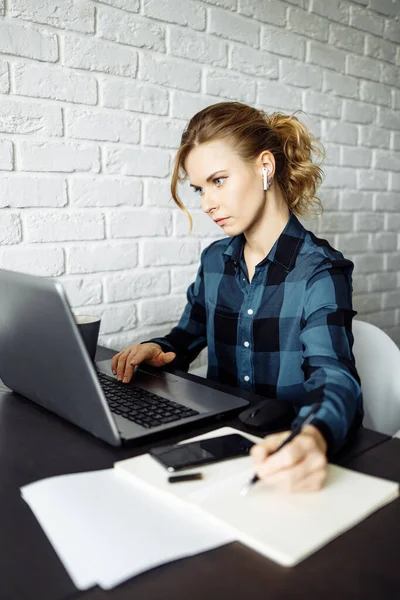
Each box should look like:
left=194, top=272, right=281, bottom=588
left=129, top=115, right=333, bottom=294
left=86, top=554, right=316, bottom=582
left=21, top=469, right=234, bottom=591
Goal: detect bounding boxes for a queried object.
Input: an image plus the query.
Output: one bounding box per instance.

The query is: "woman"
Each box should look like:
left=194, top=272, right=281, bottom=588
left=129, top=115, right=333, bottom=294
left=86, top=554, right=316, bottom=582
left=111, top=102, right=363, bottom=493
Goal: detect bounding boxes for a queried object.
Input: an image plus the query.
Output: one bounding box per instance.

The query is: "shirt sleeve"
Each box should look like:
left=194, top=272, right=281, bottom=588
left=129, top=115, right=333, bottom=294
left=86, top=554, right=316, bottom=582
left=143, top=249, right=208, bottom=372
left=294, top=259, right=363, bottom=455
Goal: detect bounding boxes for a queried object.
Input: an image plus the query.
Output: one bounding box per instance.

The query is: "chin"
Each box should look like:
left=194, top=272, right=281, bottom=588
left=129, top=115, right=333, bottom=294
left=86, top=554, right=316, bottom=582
left=223, top=226, right=242, bottom=237
left=227, top=225, right=246, bottom=237
left=219, top=220, right=243, bottom=237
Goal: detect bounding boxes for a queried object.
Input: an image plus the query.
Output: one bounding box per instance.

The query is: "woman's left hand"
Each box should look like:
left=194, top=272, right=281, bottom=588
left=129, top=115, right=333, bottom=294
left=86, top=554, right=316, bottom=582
left=250, top=425, right=328, bottom=493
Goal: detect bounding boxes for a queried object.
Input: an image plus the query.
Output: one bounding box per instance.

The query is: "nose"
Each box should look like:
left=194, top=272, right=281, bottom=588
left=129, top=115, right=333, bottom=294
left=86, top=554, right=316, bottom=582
left=201, top=191, right=218, bottom=215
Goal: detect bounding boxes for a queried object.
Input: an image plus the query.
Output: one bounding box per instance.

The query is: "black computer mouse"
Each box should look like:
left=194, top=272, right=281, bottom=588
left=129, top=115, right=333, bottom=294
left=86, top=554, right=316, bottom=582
left=238, top=397, right=297, bottom=434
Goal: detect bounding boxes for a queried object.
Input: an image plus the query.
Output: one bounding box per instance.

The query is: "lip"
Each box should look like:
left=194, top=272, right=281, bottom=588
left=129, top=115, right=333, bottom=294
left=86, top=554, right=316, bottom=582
left=214, top=217, right=230, bottom=227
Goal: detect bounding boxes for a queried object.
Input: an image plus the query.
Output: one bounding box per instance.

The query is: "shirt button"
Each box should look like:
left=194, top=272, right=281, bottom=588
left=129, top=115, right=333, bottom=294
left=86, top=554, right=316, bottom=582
left=244, top=375, right=250, bottom=382
left=244, top=341, right=249, bottom=347
left=247, top=309, right=253, bottom=315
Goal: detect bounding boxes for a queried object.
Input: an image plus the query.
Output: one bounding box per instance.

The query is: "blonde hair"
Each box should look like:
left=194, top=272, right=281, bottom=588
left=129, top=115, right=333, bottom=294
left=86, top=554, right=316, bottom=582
left=171, top=102, right=324, bottom=229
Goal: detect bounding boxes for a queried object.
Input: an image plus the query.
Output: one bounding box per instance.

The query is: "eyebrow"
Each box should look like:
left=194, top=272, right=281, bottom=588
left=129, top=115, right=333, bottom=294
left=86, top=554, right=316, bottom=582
left=189, top=170, right=227, bottom=188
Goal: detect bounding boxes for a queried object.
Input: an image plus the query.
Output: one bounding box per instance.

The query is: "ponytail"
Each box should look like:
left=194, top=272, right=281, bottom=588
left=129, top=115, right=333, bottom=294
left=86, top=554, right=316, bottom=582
left=267, top=112, right=324, bottom=216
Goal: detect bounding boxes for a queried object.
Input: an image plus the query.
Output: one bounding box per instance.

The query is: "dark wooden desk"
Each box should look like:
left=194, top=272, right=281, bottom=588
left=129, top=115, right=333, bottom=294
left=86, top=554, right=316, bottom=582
left=0, top=347, right=398, bottom=600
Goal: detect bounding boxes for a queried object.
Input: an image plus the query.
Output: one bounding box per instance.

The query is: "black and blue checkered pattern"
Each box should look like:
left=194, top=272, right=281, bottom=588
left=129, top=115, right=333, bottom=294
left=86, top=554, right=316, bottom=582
left=150, top=213, right=363, bottom=453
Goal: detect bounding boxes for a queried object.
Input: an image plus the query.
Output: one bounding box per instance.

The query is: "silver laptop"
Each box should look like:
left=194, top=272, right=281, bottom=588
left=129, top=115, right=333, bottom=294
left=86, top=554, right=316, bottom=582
left=0, top=269, right=248, bottom=446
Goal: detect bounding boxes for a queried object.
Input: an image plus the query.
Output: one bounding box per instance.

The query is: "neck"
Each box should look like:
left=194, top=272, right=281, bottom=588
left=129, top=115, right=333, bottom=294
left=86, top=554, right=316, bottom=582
left=244, top=186, right=290, bottom=261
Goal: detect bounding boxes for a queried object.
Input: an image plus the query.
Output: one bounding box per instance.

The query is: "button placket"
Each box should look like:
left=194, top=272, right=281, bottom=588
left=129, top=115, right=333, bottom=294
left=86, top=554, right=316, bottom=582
left=239, top=282, right=257, bottom=388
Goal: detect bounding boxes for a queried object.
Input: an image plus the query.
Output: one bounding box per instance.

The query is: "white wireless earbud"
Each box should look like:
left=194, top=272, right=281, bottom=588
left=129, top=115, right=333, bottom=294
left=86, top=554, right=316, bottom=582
left=262, top=167, right=270, bottom=191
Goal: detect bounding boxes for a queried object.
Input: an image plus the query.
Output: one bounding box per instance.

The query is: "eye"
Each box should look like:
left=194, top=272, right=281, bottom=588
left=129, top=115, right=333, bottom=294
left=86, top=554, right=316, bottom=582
left=192, top=186, right=204, bottom=196
left=214, top=177, right=226, bottom=187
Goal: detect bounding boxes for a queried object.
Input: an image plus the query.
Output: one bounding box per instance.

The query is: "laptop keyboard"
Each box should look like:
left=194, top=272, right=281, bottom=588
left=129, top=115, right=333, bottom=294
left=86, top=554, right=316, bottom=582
left=97, top=371, right=199, bottom=429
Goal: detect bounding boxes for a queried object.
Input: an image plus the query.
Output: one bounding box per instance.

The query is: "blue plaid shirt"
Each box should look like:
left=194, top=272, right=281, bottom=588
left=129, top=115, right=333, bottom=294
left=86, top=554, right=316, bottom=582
left=150, top=213, right=363, bottom=453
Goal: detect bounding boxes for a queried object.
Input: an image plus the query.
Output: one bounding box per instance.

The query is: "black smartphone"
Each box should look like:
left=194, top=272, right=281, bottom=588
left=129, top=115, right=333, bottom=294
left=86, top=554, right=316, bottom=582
left=149, top=434, right=254, bottom=472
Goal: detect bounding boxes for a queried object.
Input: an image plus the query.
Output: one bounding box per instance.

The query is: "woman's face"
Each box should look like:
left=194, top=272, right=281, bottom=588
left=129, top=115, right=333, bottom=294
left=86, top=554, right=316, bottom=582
left=185, top=139, right=269, bottom=237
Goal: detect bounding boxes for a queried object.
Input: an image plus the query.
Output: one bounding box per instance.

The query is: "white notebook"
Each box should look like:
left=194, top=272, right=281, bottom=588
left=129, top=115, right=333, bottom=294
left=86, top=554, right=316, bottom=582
left=114, top=427, right=399, bottom=567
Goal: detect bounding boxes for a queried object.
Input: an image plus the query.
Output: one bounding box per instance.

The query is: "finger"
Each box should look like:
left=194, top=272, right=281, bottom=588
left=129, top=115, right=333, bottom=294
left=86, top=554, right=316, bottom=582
left=256, top=450, right=327, bottom=492
left=122, top=347, right=154, bottom=382
left=292, top=468, right=327, bottom=493
left=163, top=351, right=176, bottom=364
left=250, top=431, right=292, bottom=464
left=148, top=351, right=176, bottom=367
left=116, top=350, right=130, bottom=381
left=121, top=356, right=136, bottom=383
left=111, top=352, right=122, bottom=374
left=272, top=463, right=328, bottom=494
left=258, top=433, right=317, bottom=478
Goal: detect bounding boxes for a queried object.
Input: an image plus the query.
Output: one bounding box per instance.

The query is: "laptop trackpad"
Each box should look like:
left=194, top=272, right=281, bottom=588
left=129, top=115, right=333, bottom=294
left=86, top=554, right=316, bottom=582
left=95, top=359, right=179, bottom=383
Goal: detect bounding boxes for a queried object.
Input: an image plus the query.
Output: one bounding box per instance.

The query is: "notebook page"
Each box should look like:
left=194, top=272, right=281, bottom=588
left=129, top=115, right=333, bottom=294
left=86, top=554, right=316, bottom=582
left=188, top=464, right=399, bottom=567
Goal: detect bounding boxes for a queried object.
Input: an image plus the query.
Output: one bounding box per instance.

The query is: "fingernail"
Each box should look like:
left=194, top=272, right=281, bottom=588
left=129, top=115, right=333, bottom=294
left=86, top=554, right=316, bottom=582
left=112, top=369, right=116, bottom=375
left=117, top=376, right=121, bottom=381
left=123, top=377, right=128, bottom=382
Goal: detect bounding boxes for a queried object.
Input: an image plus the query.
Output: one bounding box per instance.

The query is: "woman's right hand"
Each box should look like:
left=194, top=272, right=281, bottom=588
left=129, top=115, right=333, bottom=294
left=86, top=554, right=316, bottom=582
left=111, top=343, right=176, bottom=383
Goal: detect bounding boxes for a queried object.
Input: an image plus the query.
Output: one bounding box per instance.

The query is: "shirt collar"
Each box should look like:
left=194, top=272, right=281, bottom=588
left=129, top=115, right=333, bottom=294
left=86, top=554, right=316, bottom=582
left=222, top=212, right=306, bottom=273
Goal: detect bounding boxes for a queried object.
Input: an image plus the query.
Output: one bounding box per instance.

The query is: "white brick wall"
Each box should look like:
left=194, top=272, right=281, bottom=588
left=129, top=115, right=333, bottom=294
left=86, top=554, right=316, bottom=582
left=0, top=0, right=399, bottom=352
left=0, top=176, right=67, bottom=207
left=70, top=177, right=142, bottom=207
left=0, top=60, right=9, bottom=93
left=0, top=99, right=63, bottom=136
left=14, top=62, right=98, bottom=105
left=9, top=0, right=96, bottom=33
left=18, top=141, right=100, bottom=172
left=0, top=139, right=12, bottom=170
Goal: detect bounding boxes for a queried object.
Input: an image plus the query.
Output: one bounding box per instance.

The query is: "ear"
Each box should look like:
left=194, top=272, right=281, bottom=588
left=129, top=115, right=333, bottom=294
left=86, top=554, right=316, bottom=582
left=259, top=150, right=275, bottom=178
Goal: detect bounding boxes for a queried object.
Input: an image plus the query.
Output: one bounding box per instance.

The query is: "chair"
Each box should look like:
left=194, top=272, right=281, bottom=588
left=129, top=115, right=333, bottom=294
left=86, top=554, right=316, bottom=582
left=190, top=364, right=207, bottom=378
left=352, top=320, right=400, bottom=437
left=190, top=320, right=400, bottom=437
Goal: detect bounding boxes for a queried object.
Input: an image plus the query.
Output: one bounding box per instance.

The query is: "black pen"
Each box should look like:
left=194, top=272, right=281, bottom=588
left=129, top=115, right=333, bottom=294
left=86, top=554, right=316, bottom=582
left=168, top=472, right=203, bottom=483
left=240, top=404, right=321, bottom=497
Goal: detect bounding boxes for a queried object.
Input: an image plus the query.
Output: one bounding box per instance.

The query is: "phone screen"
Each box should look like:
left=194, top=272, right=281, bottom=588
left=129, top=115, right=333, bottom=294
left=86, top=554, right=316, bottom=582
left=149, top=434, right=254, bottom=472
